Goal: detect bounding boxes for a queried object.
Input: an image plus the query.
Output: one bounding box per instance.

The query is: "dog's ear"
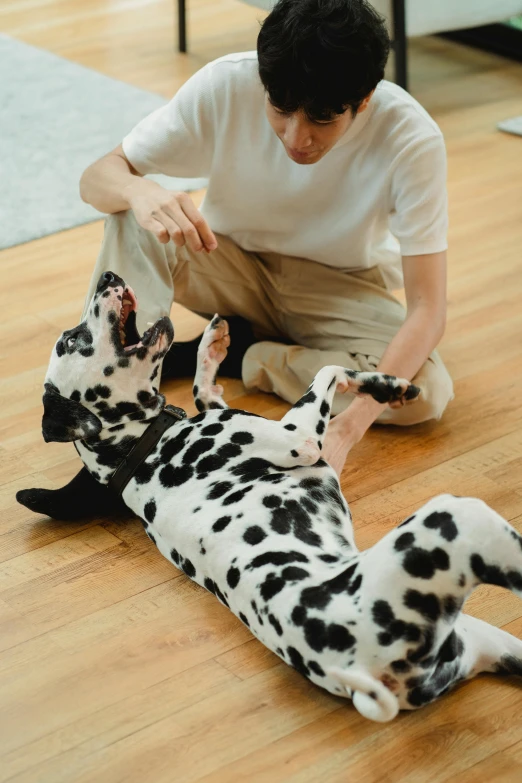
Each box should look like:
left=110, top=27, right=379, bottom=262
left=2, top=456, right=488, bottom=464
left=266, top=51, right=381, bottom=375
left=42, top=383, right=102, bottom=443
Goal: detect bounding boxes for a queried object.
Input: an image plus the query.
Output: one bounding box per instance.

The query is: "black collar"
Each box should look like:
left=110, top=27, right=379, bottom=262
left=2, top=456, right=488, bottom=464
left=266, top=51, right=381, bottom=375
left=108, top=405, right=187, bottom=496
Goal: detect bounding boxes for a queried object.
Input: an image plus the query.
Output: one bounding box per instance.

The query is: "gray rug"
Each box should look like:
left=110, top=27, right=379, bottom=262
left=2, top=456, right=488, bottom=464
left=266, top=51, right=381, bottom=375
left=0, top=35, right=208, bottom=250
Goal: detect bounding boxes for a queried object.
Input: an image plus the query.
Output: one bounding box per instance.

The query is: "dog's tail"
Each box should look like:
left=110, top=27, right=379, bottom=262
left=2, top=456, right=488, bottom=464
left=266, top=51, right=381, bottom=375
left=328, top=667, right=399, bottom=723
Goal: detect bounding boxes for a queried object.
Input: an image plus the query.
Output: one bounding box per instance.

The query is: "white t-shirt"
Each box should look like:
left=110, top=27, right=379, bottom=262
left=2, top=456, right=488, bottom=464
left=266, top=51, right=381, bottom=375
left=123, top=51, right=448, bottom=289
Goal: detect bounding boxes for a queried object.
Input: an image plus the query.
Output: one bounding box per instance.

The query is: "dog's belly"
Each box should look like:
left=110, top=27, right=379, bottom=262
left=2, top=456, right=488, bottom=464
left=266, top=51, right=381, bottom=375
left=122, top=413, right=363, bottom=698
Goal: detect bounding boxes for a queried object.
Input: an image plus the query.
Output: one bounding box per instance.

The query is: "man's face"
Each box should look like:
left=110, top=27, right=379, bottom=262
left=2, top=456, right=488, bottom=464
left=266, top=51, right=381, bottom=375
left=265, top=94, right=372, bottom=165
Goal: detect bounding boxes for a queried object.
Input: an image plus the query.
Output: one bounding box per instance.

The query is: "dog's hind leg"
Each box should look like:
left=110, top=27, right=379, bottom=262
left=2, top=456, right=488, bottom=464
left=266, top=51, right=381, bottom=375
left=280, top=365, right=420, bottom=449
left=339, top=494, right=522, bottom=712
left=192, top=316, right=230, bottom=412
left=453, top=613, right=522, bottom=680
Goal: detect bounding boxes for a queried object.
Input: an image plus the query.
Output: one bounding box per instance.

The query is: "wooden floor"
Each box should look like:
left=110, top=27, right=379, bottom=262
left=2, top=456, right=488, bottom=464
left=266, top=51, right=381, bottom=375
left=2, top=1, right=522, bottom=780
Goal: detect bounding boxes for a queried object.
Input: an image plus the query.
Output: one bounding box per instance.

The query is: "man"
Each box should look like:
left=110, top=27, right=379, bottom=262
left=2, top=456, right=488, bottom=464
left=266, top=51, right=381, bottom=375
left=18, top=0, right=453, bottom=520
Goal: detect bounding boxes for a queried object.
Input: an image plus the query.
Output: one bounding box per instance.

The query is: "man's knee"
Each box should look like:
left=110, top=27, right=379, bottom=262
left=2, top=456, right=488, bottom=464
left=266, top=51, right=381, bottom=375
left=377, top=357, right=454, bottom=426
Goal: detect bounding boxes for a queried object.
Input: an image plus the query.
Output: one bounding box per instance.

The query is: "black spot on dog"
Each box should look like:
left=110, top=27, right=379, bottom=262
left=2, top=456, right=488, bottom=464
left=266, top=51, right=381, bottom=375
left=227, top=567, right=240, bottom=589
left=222, top=486, right=253, bottom=506
left=239, top=612, right=250, bottom=628
left=373, top=600, right=422, bottom=648
left=146, top=531, right=156, bottom=545
left=85, top=388, right=97, bottom=402
left=299, top=562, right=358, bottom=610
left=70, top=390, right=81, bottom=402
left=403, top=547, right=450, bottom=579
left=94, top=384, right=111, bottom=399
left=231, top=431, right=254, bottom=445
left=260, top=574, right=286, bottom=601
left=442, top=595, right=460, bottom=618
left=373, top=600, right=395, bottom=628
left=204, top=577, right=215, bottom=594
left=217, top=443, right=242, bottom=461
left=284, top=423, right=297, bottom=431
left=281, top=566, right=309, bottom=581
left=291, top=449, right=299, bottom=458
left=137, top=390, right=158, bottom=408
left=470, top=554, right=522, bottom=591
left=103, top=365, right=114, bottom=377
left=391, top=659, right=411, bottom=674
left=201, top=423, right=224, bottom=436
left=316, top=420, right=325, bottom=435
left=196, top=454, right=228, bottom=476
left=212, top=516, right=232, bottom=532
left=308, top=660, right=326, bottom=677
left=293, top=389, right=317, bottom=408
left=407, top=627, right=434, bottom=663
left=287, top=647, right=310, bottom=677
left=183, top=438, right=214, bottom=465
left=291, top=606, right=307, bottom=626
left=159, top=464, right=193, bottom=487
left=160, top=428, right=191, bottom=463
left=263, top=495, right=281, bottom=509
left=495, top=655, right=522, bottom=677
left=395, top=532, right=415, bottom=551
left=268, top=614, right=283, bottom=636
left=182, top=558, right=196, bottom=578
left=80, top=347, right=95, bottom=358
left=208, top=481, right=233, bottom=500
left=318, top=554, right=339, bottom=563
left=403, top=589, right=441, bottom=622
left=243, top=526, right=267, bottom=545
left=304, top=618, right=355, bottom=653
left=437, top=630, right=464, bottom=664
left=320, top=400, right=330, bottom=417
left=423, top=511, right=458, bottom=542
left=118, top=357, right=130, bottom=369
left=398, top=515, right=415, bottom=528
left=134, top=459, right=158, bottom=485
left=248, top=551, right=309, bottom=570
left=143, top=500, right=157, bottom=523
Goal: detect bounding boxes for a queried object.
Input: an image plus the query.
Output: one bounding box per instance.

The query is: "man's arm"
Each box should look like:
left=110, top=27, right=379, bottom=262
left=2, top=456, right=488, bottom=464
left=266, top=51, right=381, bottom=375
left=79, top=144, right=217, bottom=252
left=322, top=250, right=447, bottom=475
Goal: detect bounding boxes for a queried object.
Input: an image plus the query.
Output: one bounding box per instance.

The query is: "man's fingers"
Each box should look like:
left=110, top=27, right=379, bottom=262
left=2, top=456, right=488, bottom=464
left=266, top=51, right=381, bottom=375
left=176, top=194, right=218, bottom=251
left=148, top=217, right=170, bottom=244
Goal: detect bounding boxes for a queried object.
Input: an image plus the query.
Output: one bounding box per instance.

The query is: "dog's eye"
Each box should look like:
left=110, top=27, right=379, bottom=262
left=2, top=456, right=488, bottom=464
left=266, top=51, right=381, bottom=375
left=67, top=336, right=77, bottom=348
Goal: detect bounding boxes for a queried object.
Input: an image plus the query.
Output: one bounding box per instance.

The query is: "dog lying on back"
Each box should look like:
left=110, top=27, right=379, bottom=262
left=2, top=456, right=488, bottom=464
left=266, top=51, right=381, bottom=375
left=39, top=271, right=522, bottom=722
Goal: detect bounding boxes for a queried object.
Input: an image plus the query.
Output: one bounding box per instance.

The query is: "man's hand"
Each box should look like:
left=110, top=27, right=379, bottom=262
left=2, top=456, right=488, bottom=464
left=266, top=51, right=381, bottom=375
left=124, top=179, right=218, bottom=251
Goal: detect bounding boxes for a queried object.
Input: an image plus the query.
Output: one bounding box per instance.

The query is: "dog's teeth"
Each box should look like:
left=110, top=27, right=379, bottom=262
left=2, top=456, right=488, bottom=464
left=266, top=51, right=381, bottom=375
left=147, top=322, right=154, bottom=326
left=123, top=299, right=131, bottom=305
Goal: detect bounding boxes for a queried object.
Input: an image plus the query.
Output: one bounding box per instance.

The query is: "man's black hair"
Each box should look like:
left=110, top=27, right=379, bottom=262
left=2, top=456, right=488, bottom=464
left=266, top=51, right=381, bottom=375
left=257, top=0, right=390, bottom=120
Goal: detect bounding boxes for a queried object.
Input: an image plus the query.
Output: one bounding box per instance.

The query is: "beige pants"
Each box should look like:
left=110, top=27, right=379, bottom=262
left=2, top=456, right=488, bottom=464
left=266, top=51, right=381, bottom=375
left=83, top=210, right=454, bottom=422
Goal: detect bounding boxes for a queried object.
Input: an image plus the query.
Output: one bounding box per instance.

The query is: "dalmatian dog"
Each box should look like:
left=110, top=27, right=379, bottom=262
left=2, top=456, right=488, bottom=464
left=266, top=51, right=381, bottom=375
left=40, top=271, right=522, bottom=722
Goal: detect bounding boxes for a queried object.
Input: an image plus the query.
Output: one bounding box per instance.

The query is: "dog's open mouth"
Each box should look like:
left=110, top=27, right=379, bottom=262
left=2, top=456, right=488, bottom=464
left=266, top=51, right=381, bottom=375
left=117, top=286, right=172, bottom=355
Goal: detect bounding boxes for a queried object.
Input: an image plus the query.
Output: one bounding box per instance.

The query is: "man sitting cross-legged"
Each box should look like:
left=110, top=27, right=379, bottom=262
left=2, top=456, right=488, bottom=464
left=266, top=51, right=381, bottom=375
left=18, top=0, right=453, bottom=520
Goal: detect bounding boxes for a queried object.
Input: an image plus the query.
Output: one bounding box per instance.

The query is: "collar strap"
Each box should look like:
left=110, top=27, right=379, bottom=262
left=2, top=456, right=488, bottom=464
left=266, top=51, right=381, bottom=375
left=108, top=405, right=187, bottom=496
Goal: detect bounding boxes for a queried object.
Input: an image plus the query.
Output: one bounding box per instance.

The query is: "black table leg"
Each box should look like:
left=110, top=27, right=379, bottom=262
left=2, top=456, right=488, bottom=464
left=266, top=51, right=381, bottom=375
left=178, top=0, right=187, bottom=52
left=392, top=0, right=408, bottom=91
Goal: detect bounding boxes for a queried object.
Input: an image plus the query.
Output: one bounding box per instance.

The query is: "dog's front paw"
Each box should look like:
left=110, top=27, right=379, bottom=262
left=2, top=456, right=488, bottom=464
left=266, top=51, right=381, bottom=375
left=198, top=315, right=230, bottom=365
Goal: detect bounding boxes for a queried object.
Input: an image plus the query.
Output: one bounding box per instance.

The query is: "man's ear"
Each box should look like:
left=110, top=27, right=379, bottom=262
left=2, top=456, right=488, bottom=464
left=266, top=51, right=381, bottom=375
left=42, top=383, right=102, bottom=443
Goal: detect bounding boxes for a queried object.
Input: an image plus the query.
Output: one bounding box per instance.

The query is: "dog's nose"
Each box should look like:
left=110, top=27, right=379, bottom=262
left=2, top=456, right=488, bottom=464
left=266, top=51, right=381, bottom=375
left=102, top=272, right=115, bottom=285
